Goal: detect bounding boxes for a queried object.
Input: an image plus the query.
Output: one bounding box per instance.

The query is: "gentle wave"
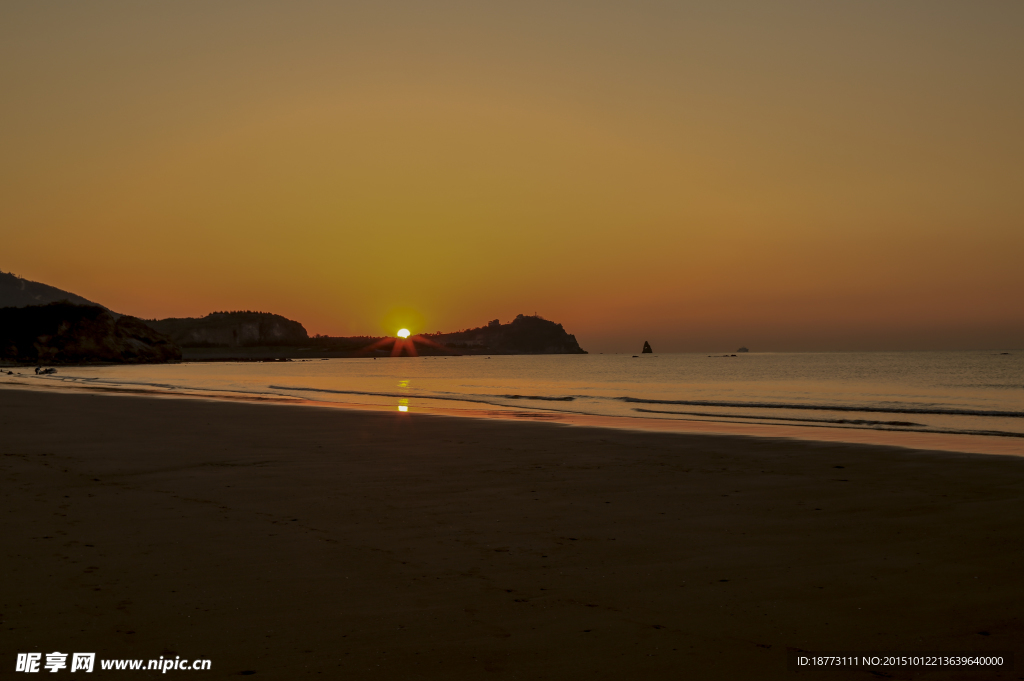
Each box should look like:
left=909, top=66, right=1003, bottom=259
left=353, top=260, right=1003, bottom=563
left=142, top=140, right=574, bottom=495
left=267, top=385, right=585, bottom=413
left=271, top=384, right=470, bottom=402
left=632, top=407, right=923, bottom=427
left=269, top=384, right=581, bottom=405
left=503, top=394, right=575, bottom=401
left=632, top=409, right=1024, bottom=438
left=619, top=397, right=1023, bottom=419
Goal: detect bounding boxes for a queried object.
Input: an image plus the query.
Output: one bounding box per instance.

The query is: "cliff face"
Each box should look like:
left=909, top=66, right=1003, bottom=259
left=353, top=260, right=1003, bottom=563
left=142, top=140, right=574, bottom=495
left=146, top=312, right=309, bottom=348
left=0, top=271, right=106, bottom=309
left=431, top=314, right=587, bottom=354
left=0, top=303, right=181, bottom=364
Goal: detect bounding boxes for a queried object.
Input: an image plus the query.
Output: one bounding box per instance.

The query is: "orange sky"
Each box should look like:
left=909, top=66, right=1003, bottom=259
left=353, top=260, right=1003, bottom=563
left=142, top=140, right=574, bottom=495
left=2, top=2, right=1022, bottom=351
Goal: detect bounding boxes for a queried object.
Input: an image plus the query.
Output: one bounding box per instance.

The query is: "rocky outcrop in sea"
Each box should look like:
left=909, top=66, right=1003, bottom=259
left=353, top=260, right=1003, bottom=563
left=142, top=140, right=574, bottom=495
left=430, top=314, right=587, bottom=354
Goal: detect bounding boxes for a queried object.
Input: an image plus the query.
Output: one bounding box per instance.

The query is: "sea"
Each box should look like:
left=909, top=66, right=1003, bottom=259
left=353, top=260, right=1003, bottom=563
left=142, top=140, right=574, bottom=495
left=7, top=351, right=1022, bottom=455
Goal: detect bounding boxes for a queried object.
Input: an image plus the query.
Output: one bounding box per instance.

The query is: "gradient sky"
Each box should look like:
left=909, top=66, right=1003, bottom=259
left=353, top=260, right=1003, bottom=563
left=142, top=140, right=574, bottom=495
left=2, top=1, right=1022, bottom=351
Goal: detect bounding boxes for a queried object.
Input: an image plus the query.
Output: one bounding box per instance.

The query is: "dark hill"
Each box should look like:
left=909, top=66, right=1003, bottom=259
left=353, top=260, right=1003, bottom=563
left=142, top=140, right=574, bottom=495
left=430, top=314, right=587, bottom=354
left=0, top=270, right=105, bottom=309
left=0, top=303, right=180, bottom=365
left=146, top=311, right=309, bottom=348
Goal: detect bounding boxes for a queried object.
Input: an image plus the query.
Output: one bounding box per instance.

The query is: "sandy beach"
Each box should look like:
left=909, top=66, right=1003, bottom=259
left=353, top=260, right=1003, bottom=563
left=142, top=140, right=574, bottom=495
left=2, top=387, right=1022, bottom=679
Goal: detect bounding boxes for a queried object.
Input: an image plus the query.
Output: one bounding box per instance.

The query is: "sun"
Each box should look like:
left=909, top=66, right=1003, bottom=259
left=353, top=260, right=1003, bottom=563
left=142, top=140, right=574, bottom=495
left=397, top=329, right=410, bottom=339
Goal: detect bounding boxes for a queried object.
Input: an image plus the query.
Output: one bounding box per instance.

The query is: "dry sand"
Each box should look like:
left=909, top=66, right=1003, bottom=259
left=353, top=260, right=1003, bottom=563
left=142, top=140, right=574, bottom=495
left=2, top=388, right=1022, bottom=679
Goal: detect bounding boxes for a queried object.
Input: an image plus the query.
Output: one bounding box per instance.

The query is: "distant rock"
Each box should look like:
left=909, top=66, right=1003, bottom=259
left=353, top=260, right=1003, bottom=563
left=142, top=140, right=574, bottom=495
left=146, top=311, right=309, bottom=348
left=0, top=302, right=180, bottom=365
left=642, top=341, right=653, bottom=354
left=737, top=346, right=749, bottom=353
left=429, top=314, right=586, bottom=354
left=0, top=270, right=106, bottom=309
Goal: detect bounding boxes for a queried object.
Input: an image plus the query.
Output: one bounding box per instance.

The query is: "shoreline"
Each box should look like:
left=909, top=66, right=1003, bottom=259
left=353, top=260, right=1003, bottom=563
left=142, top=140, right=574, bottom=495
left=3, top=377, right=1021, bottom=458
left=2, top=388, right=1022, bottom=678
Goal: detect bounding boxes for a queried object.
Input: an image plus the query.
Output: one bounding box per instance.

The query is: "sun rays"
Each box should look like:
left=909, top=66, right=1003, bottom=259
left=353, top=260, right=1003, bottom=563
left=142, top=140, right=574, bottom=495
left=356, top=329, right=449, bottom=358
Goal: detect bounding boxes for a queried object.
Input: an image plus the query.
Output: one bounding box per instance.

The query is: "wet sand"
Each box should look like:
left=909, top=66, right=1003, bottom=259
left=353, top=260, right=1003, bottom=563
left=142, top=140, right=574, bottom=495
left=2, top=388, right=1022, bottom=679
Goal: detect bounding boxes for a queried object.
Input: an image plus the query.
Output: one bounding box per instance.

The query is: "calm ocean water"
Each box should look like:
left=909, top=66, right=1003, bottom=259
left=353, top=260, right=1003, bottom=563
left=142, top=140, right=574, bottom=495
left=12, top=352, right=1022, bottom=448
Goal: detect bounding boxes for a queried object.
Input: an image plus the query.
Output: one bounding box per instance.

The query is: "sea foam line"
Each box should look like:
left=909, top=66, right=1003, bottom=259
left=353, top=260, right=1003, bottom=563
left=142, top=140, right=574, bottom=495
left=619, top=397, right=1023, bottom=419
left=267, top=385, right=583, bottom=412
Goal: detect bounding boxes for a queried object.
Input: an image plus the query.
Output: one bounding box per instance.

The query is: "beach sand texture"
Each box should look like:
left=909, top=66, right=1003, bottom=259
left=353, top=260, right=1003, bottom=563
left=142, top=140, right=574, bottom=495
left=2, top=388, right=1021, bottom=679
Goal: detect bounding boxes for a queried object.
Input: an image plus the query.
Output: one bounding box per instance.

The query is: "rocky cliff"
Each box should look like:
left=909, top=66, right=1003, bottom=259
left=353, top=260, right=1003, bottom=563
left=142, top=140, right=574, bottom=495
left=146, top=311, right=309, bottom=348
left=0, top=303, right=180, bottom=364
left=430, top=314, right=587, bottom=354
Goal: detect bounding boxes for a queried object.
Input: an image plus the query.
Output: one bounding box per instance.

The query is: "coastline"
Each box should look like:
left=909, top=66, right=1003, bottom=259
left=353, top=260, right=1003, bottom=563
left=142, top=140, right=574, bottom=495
left=2, top=387, right=1022, bottom=678
left=3, top=375, right=1021, bottom=458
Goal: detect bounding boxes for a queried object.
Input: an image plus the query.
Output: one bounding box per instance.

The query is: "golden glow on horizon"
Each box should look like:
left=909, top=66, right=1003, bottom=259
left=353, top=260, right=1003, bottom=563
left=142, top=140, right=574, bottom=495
left=1, top=3, right=1022, bottom=351
left=397, top=329, right=411, bottom=339
left=398, top=405, right=408, bottom=412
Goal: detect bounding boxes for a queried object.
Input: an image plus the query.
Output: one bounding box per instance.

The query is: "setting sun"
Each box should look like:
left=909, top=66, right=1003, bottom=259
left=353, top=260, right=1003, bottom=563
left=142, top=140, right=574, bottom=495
left=397, top=329, right=410, bottom=339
